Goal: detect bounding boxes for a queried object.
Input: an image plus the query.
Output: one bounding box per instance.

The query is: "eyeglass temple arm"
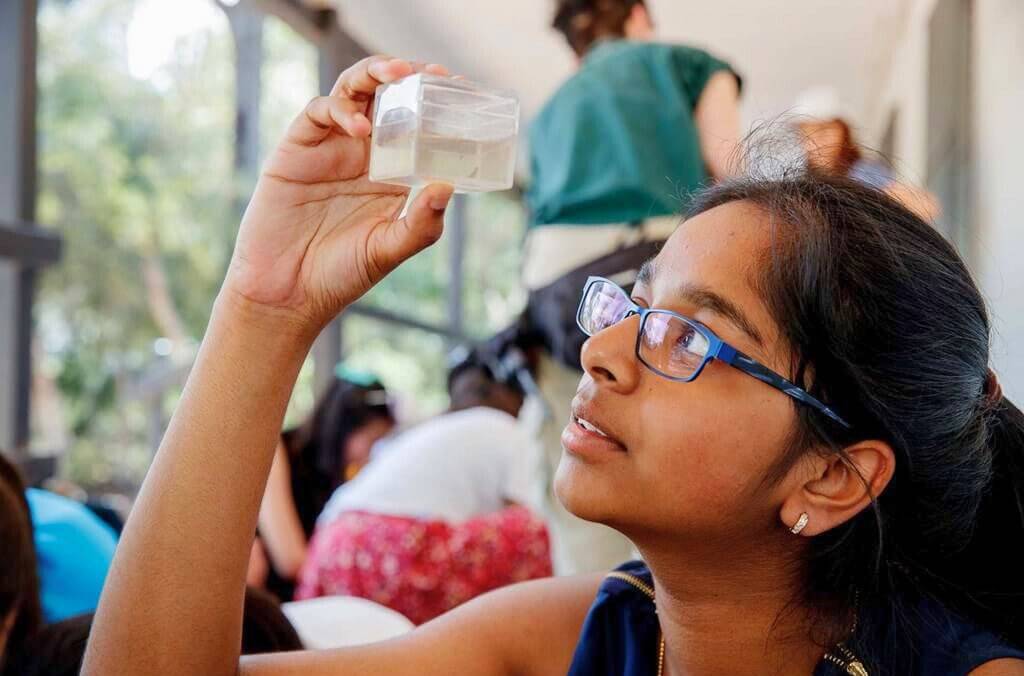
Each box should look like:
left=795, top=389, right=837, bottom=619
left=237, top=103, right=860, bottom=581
left=714, top=345, right=851, bottom=429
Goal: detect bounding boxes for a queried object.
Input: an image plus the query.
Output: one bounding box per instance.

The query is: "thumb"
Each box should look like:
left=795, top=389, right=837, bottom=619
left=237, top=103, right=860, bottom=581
left=381, top=183, right=454, bottom=267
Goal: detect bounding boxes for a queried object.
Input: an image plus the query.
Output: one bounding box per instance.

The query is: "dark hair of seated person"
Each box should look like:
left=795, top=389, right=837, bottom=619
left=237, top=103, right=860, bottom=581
left=0, top=452, right=43, bottom=673
left=240, top=586, right=304, bottom=654
left=280, top=377, right=393, bottom=534
left=5, top=587, right=303, bottom=676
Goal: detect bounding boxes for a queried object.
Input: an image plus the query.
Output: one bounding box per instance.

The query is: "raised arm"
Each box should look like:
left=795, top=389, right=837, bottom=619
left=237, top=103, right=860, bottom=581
left=82, top=56, right=455, bottom=676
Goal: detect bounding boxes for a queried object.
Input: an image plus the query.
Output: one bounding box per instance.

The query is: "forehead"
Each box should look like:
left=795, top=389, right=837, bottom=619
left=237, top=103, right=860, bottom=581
left=647, top=200, right=780, bottom=346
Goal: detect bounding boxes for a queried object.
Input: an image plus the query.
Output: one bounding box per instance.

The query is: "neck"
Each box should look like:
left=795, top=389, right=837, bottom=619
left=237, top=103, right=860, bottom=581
left=636, top=534, right=841, bottom=676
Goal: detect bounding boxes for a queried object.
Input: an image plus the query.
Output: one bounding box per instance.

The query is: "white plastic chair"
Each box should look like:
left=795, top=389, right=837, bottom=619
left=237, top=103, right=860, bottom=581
left=281, top=595, right=415, bottom=650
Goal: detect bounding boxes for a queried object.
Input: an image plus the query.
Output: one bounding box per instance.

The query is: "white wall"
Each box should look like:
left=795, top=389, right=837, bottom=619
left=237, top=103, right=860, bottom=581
left=973, top=0, right=1024, bottom=400
left=865, top=0, right=937, bottom=181
left=868, top=0, right=1024, bottom=400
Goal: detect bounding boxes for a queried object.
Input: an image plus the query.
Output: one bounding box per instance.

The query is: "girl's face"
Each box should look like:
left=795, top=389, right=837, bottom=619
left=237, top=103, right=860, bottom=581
left=343, top=416, right=395, bottom=472
left=556, top=201, right=804, bottom=543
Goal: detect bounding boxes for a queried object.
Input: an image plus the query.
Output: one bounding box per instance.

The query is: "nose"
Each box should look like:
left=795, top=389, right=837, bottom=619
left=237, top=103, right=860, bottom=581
left=580, top=314, right=642, bottom=393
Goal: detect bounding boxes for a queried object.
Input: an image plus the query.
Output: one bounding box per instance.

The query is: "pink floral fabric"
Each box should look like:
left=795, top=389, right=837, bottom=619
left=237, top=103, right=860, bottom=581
left=295, top=506, right=552, bottom=624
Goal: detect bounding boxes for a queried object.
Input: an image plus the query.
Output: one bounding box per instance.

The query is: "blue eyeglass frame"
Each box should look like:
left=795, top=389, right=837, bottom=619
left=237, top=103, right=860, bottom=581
left=576, top=276, right=851, bottom=429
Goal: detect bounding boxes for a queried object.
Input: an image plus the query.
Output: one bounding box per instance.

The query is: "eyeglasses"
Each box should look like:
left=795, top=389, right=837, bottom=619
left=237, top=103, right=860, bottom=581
left=576, top=276, right=851, bottom=428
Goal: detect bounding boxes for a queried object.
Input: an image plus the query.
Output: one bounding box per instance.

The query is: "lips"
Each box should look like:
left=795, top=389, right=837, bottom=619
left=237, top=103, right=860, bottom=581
left=575, top=417, right=608, bottom=437
left=564, top=399, right=627, bottom=455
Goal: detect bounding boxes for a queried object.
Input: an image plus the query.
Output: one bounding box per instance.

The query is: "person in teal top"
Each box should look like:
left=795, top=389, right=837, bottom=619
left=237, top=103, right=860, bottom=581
left=522, top=0, right=743, bottom=576
left=528, top=39, right=740, bottom=228
left=26, top=487, right=117, bottom=622
left=522, top=0, right=742, bottom=289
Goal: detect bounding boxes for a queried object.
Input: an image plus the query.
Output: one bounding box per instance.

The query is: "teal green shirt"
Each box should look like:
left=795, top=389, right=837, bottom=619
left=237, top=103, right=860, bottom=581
left=527, top=41, right=740, bottom=227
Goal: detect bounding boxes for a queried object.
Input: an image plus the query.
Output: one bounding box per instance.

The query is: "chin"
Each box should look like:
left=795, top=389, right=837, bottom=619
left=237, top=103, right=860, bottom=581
left=553, top=452, right=630, bottom=526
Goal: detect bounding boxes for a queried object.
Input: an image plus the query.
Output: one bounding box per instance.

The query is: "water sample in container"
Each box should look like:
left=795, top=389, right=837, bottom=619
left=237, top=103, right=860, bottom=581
left=369, top=74, right=519, bottom=193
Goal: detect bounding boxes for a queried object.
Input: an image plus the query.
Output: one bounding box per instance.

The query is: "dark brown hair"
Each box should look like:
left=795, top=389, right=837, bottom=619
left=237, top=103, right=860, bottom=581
left=689, top=166, right=1024, bottom=672
left=280, top=377, right=393, bottom=535
left=0, top=453, right=43, bottom=665
left=552, top=0, right=645, bottom=57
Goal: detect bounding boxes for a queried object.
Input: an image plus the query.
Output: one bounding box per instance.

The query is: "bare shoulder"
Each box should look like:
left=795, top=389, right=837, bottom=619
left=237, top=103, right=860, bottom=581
left=241, top=574, right=604, bottom=676
left=970, top=659, right=1024, bottom=675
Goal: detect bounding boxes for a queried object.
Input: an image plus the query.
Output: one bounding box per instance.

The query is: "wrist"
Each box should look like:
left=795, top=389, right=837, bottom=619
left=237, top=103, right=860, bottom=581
left=214, top=286, right=325, bottom=352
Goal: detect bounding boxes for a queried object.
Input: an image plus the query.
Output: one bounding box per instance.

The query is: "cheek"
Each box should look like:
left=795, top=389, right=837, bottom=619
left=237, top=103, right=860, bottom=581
left=634, top=380, right=795, bottom=520
left=344, top=431, right=376, bottom=465
left=344, top=440, right=371, bottom=465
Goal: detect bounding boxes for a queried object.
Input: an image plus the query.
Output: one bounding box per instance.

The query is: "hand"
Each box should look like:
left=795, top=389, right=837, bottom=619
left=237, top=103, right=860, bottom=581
left=224, top=56, right=455, bottom=333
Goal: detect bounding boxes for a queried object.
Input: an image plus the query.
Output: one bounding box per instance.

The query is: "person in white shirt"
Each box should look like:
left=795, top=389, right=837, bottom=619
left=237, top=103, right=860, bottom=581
left=296, top=346, right=552, bottom=624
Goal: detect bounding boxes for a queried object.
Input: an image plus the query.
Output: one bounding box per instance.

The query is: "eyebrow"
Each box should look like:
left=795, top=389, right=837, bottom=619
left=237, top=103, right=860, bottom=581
left=635, top=259, right=766, bottom=348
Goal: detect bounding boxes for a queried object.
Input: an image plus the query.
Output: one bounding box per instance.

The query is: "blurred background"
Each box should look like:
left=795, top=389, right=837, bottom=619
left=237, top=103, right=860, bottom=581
left=1, top=0, right=1022, bottom=495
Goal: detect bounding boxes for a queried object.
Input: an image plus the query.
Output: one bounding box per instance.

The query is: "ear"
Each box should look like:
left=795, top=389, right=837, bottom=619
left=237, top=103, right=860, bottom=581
left=780, top=440, right=896, bottom=537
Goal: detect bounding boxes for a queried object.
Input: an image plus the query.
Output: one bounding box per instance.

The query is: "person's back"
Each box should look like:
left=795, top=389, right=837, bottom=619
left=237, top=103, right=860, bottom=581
left=523, top=0, right=741, bottom=290
left=318, top=405, right=534, bottom=524
left=528, top=40, right=737, bottom=228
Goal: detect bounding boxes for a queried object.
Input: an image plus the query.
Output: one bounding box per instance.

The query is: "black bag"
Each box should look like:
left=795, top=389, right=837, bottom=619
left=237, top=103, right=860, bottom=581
left=525, top=238, right=666, bottom=371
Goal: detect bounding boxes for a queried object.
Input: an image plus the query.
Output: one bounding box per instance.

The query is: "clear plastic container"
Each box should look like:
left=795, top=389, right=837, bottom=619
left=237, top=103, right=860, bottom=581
left=369, top=74, right=519, bottom=193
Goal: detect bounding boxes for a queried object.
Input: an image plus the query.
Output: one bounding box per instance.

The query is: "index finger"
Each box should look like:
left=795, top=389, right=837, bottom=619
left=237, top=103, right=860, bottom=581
left=329, top=56, right=415, bottom=101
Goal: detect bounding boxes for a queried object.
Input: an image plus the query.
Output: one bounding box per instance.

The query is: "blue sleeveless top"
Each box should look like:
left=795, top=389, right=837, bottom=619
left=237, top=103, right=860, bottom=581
left=567, top=561, right=1024, bottom=675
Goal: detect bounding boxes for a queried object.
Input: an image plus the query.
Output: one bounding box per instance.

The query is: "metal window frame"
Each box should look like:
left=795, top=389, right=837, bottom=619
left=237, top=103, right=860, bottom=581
left=0, top=0, right=57, bottom=463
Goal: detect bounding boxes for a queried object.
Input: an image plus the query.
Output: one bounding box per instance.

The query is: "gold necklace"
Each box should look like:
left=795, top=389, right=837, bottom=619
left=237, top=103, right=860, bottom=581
left=604, top=572, right=867, bottom=676
left=605, top=573, right=664, bottom=674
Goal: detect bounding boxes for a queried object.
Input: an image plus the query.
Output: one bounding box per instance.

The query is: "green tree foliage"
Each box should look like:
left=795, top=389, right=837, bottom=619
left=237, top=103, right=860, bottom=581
left=35, top=0, right=238, bottom=488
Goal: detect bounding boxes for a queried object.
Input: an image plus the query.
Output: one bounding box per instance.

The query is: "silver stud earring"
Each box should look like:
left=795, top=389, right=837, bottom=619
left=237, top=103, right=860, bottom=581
left=790, top=512, right=809, bottom=535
